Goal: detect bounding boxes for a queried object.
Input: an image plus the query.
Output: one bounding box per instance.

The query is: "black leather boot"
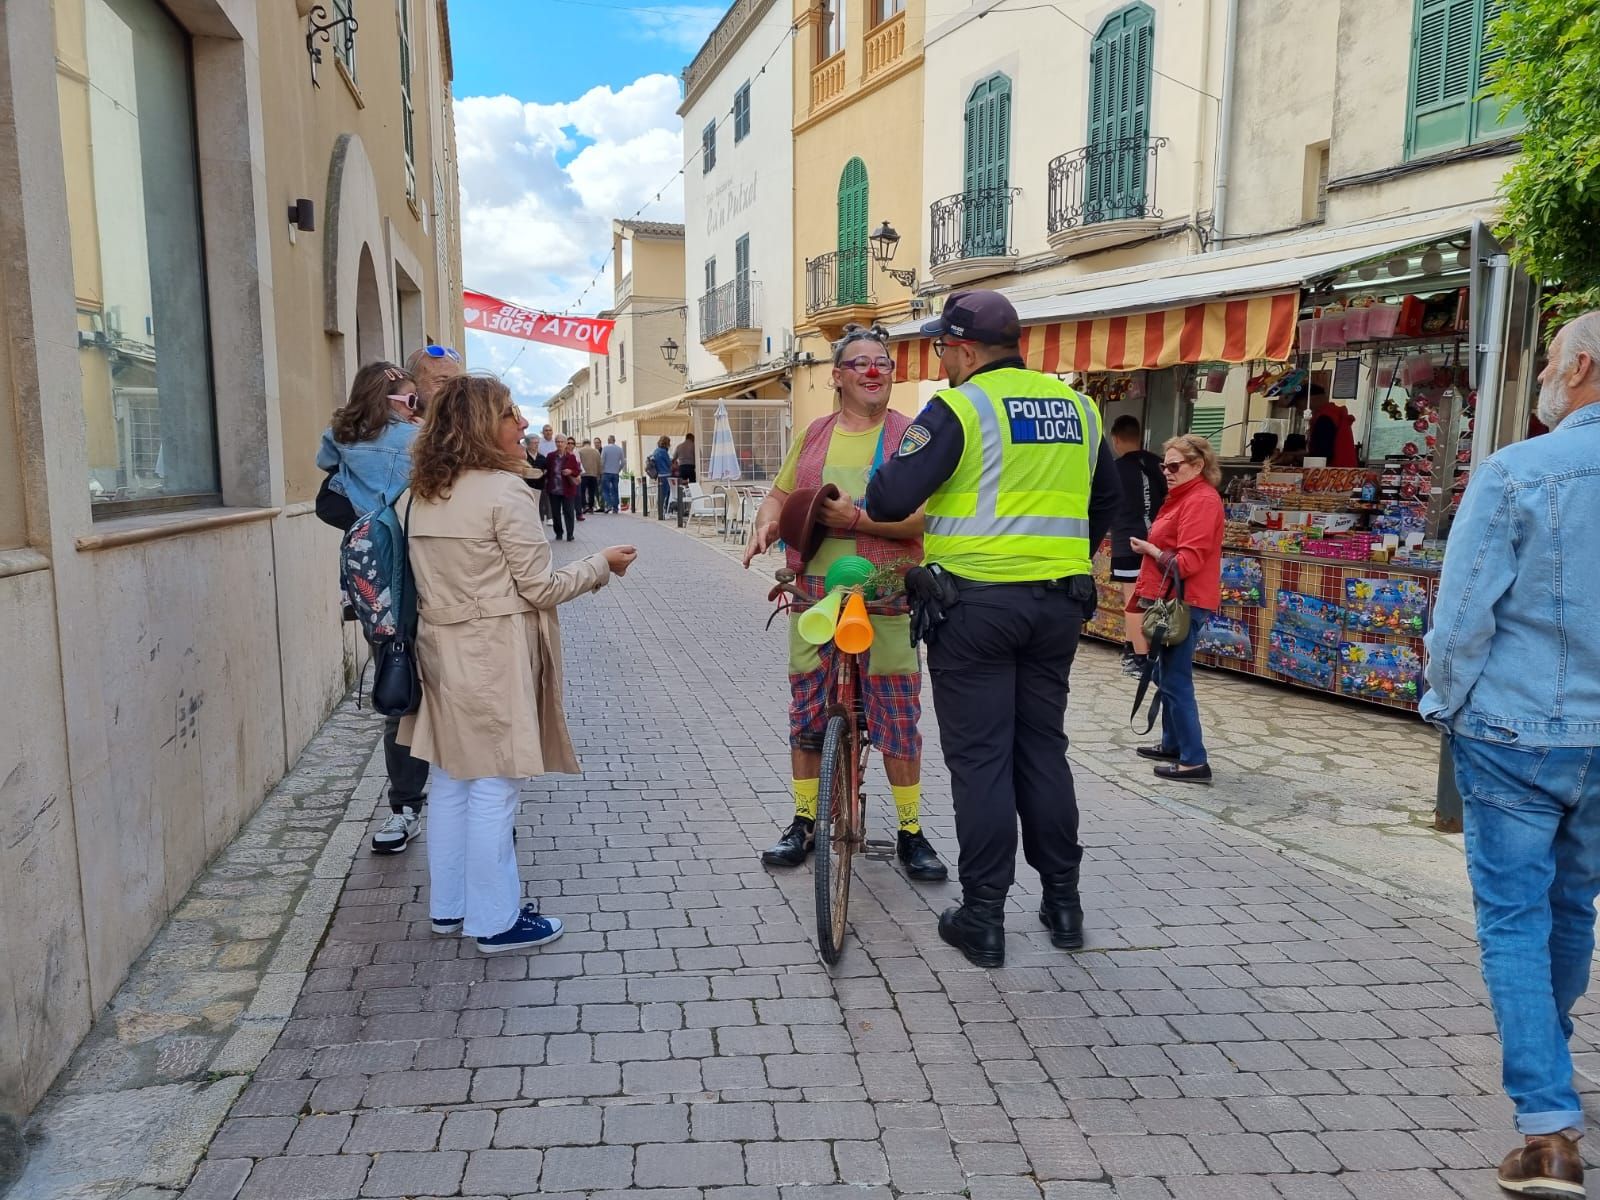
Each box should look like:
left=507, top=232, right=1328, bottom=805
left=938, top=885, right=1007, bottom=968
left=1039, top=867, right=1084, bottom=951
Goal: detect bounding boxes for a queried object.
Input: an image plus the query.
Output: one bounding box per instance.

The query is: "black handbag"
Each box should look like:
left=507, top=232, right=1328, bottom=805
left=1129, top=561, right=1188, bottom=735
left=370, top=497, right=421, bottom=717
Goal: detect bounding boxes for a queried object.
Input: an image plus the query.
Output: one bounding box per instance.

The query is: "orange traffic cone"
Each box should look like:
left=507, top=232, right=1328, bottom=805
left=834, top=591, right=874, bottom=655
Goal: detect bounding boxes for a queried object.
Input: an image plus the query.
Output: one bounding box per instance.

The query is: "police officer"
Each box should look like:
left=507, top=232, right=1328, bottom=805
left=865, top=290, right=1120, bottom=968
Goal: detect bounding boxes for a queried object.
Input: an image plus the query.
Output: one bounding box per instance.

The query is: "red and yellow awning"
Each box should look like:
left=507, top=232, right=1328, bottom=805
left=893, top=292, right=1299, bottom=383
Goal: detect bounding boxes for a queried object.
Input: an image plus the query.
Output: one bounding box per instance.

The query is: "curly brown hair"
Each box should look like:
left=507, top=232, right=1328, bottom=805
left=410, top=374, right=523, bottom=500
left=330, top=362, right=413, bottom=445
left=1162, top=434, right=1223, bottom=488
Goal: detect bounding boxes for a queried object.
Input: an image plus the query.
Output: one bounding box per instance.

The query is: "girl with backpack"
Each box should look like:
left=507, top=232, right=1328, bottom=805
left=317, top=361, right=432, bottom=855
left=399, top=374, right=636, bottom=952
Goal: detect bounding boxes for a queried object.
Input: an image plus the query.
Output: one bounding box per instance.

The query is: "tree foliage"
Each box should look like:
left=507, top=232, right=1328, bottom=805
left=1488, top=0, right=1600, bottom=323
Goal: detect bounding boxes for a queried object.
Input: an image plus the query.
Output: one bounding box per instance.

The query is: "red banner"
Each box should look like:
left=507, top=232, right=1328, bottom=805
left=462, top=290, right=615, bottom=355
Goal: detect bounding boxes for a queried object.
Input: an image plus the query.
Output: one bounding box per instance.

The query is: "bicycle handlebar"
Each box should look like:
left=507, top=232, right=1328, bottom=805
left=768, top=576, right=907, bottom=617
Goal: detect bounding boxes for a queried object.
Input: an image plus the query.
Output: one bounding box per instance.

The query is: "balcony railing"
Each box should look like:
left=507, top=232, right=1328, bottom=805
left=616, top=271, right=634, bottom=306
left=699, top=274, right=762, bottom=340
left=810, top=51, right=846, bottom=111
left=929, top=188, right=1020, bottom=269
left=864, top=10, right=906, bottom=78
left=1047, top=135, right=1168, bottom=233
left=805, top=247, right=873, bottom=315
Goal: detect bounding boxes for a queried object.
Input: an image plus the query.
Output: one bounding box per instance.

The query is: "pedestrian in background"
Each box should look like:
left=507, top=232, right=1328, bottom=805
left=1108, top=415, right=1167, bottom=676
left=600, top=434, right=626, bottom=513
left=579, top=438, right=602, bottom=515
left=400, top=374, right=636, bottom=952
left=315, top=361, right=431, bottom=855
left=1128, top=434, right=1225, bottom=784
left=649, top=435, right=672, bottom=520
left=548, top=436, right=583, bottom=542
left=535, top=424, right=559, bottom=524
left=674, top=432, right=697, bottom=486
left=405, top=344, right=464, bottom=409
left=1422, top=310, right=1600, bottom=1198
left=866, top=289, right=1119, bottom=968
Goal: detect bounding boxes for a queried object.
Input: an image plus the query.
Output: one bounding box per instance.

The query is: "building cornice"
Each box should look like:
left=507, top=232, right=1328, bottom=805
left=681, top=0, right=780, bottom=113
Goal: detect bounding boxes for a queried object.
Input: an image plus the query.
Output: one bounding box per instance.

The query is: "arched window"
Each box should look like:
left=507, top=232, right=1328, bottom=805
left=962, top=74, right=1012, bottom=257
left=1087, top=3, right=1154, bottom=222
left=836, top=157, right=869, bottom=305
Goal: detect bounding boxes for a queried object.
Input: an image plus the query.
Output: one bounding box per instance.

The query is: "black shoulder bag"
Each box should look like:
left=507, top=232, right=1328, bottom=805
left=371, top=496, right=423, bottom=717
left=1128, top=560, right=1189, bottom=734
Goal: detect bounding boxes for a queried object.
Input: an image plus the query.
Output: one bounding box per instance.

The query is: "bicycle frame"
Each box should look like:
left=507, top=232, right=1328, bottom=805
left=822, top=646, right=871, bottom=858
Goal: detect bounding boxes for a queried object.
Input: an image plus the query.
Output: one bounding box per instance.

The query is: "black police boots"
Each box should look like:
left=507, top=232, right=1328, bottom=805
left=760, top=817, right=814, bottom=867
left=1038, top=867, right=1085, bottom=951
left=938, top=885, right=1007, bottom=968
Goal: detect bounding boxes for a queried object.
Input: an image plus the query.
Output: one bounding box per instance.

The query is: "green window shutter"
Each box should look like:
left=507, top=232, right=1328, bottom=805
left=1472, top=0, right=1523, bottom=140
left=1190, top=405, right=1226, bottom=448
left=1087, top=5, right=1153, bottom=223
left=837, top=157, right=868, bottom=305
left=961, top=74, right=1012, bottom=257
left=1408, top=0, right=1476, bottom=157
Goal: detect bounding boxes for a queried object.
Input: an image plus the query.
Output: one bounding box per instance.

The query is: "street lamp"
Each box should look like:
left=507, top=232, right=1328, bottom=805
left=869, top=219, right=918, bottom=289
left=659, top=336, right=686, bottom=374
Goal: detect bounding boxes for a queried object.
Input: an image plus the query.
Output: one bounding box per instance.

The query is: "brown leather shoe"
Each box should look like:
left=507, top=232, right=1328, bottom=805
left=1498, top=1133, right=1585, bottom=1198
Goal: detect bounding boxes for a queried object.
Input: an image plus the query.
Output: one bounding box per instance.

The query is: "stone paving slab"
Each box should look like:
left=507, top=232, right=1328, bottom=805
left=20, top=513, right=1600, bottom=1200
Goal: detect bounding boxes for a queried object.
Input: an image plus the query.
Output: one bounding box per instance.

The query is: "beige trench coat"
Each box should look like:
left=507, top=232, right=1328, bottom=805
left=397, top=470, right=610, bottom=780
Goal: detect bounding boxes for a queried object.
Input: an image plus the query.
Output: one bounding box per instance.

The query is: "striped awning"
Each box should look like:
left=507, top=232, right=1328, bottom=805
left=893, top=292, right=1299, bottom=383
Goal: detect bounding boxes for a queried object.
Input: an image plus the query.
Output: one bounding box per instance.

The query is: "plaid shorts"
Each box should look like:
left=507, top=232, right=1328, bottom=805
left=788, top=640, right=922, bottom=761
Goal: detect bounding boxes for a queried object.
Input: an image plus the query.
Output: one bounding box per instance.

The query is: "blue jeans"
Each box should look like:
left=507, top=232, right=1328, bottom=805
left=1158, top=606, right=1209, bottom=765
left=1454, top=734, right=1600, bottom=1135
left=602, top=473, right=620, bottom=512
left=657, top=477, right=669, bottom=519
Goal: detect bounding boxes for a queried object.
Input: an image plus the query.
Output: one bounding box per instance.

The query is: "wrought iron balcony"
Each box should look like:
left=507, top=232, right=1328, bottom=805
left=699, top=274, right=762, bottom=340
left=928, top=188, right=1020, bottom=271
left=1048, top=135, right=1168, bottom=234
left=805, top=247, right=873, bottom=316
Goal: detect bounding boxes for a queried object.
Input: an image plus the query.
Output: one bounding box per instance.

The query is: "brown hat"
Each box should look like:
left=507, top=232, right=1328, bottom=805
left=777, top=484, right=840, bottom=563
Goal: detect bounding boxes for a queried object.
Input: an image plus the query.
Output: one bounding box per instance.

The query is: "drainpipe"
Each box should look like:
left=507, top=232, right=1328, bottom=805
left=1190, top=0, right=1214, bottom=256
left=1210, top=0, right=1239, bottom=250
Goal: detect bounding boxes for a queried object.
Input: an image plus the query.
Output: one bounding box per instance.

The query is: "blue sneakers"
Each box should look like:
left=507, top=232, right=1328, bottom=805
left=476, top=904, right=564, bottom=954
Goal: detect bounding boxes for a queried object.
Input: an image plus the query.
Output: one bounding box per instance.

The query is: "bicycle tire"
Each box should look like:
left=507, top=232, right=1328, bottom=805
left=813, top=713, right=856, bottom=965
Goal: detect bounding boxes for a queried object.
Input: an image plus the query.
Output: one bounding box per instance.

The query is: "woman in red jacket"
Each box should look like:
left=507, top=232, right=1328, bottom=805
left=1128, top=434, right=1226, bottom=783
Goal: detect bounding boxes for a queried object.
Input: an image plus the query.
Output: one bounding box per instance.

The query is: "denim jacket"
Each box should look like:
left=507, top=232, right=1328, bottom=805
left=1421, top=403, right=1600, bottom=746
left=316, top=419, right=419, bottom=518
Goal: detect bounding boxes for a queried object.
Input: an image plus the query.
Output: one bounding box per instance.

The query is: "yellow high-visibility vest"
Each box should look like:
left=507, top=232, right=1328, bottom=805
left=922, top=367, right=1102, bottom=583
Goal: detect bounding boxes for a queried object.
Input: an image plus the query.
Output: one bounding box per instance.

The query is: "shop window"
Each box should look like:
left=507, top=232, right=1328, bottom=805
left=1406, top=0, right=1523, bottom=159
left=702, top=120, right=717, bottom=173
left=836, top=157, right=869, bottom=306
left=694, top=404, right=786, bottom=482
left=1087, top=4, right=1154, bottom=224
left=962, top=74, right=1013, bottom=257
left=818, top=0, right=845, bottom=61
left=733, top=82, right=751, bottom=143
left=399, top=0, right=416, bottom=203
left=332, top=0, right=357, bottom=80
left=57, top=0, right=219, bottom=515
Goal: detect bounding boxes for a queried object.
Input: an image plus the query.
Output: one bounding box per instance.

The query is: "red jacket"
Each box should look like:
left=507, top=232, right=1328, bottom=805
left=1132, top=475, right=1226, bottom=612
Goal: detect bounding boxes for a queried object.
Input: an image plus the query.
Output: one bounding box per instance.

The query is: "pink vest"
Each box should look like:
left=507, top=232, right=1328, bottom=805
left=785, top=410, right=923, bottom=577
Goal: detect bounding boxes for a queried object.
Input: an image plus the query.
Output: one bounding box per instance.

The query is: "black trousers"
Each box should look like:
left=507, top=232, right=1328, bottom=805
left=926, top=581, right=1089, bottom=897
left=581, top=476, right=600, bottom=511
left=550, top=493, right=578, bottom=539
left=382, top=714, right=429, bottom=813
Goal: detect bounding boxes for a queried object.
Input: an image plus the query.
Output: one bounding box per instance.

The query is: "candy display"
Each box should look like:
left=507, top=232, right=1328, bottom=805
left=1219, top=555, right=1265, bottom=606
left=1196, top=614, right=1253, bottom=662
left=1344, top=577, right=1428, bottom=636
left=1269, top=629, right=1336, bottom=690
left=1275, top=590, right=1344, bottom=647
left=1339, top=641, right=1423, bottom=702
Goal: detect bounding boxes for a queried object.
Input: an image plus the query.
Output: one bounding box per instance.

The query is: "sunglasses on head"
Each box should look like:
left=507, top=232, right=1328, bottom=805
left=422, top=345, right=462, bottom=362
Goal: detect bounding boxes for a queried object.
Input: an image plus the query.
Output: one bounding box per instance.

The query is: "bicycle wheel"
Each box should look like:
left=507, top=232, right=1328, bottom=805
left=813, top=713, right=857, bottom=964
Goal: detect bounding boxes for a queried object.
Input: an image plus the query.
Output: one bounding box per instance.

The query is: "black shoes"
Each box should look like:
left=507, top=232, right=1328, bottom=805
left=761, top=817, right=815, bottom=867
left=1154, top=762, right=1212, bottom=783
left=1038, top=868, right=1085, bottom=951
left=938, top=885, right=1007, bottom=968
left=1135, top=744, right=1179, bottom=761
left=897, top=830, right=948, bottom=881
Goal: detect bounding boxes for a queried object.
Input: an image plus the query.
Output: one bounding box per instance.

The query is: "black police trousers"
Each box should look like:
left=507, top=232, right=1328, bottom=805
left=926, top=579, right=1089, bottom=897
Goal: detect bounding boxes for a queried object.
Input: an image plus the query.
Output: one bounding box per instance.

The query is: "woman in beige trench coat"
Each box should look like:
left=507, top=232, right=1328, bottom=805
left=399, top=375, right=636, bottom=953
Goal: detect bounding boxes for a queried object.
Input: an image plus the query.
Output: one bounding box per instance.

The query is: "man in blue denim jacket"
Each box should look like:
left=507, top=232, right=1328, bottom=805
left=1422, top=310, right=1600, bottom=1197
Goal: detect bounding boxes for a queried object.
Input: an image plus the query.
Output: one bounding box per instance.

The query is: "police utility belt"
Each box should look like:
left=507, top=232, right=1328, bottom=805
left=902, top=564, right=1095, bottom=647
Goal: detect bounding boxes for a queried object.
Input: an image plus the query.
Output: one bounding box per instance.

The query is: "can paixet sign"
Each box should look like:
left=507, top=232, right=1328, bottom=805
left=462, top=290, right=615, bottom=355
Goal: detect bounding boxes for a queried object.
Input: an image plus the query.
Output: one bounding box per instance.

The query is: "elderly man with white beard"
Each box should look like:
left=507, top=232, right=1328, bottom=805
left=1422, top=310, right=1600, bottom=1198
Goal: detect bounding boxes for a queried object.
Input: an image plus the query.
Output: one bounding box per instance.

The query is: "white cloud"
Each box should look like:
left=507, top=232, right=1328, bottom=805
left=454, top=74, right=685, bottom=411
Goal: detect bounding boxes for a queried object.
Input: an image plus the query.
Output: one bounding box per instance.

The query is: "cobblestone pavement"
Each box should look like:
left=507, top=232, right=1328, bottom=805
left=30, top=512, right=1600, bottom=1200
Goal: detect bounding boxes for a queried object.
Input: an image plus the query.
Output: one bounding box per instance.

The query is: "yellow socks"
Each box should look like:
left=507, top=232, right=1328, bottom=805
left=891, top=782, right=921, bottom=834
left=793, top=777, right=819, bottom=822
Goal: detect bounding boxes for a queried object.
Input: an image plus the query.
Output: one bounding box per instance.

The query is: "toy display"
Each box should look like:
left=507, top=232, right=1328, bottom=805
left=1339, top=641, right=1423, bottom=702
left=1275, top=590, right=1344, bottom=647
left=1269, top=629, right=1336, bottom=690
left=1344, top=577, right=1428, bottom=636
left=1219, top=556, right=1265, bottom=606
left=1196, top=614, right=1252, bottom=662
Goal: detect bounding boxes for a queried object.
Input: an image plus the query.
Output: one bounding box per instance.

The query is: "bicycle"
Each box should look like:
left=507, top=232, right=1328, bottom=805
left=768, top=567, right=905, bottom=964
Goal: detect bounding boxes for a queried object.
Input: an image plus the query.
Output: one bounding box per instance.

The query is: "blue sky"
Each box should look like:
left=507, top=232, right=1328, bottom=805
left=448, top=1, right=720, bottom=418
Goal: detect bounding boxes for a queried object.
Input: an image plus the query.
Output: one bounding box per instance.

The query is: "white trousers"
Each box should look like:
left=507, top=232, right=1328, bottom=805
left=425, top=767, right=522, bottom=938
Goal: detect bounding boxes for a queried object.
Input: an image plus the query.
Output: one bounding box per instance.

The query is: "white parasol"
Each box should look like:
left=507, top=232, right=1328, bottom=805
left=707, top=402, right=742, bottom=481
